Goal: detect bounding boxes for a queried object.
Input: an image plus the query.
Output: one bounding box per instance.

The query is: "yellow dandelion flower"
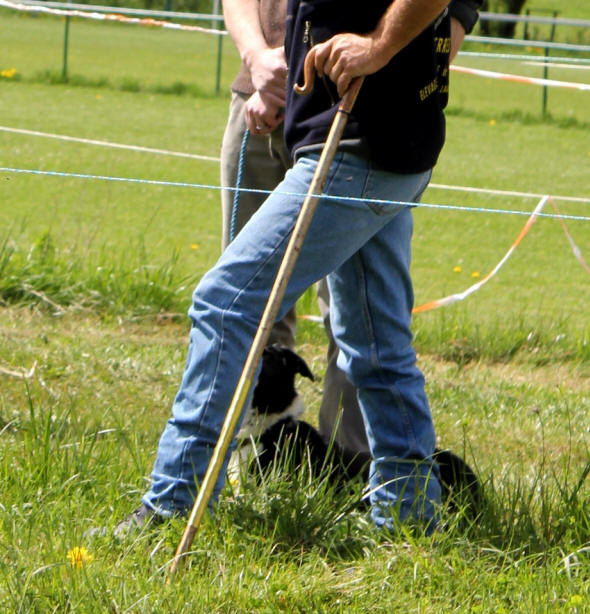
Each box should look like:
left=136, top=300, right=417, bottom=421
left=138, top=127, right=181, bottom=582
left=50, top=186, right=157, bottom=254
left=489, top=119, right=496, bottom=126
left=453, top=265, right=461, bottom=273
left=1, top=68, right=17, bottom=79
left=190, top=243, right=199, bottom=250
left=471, top=271, right=480, bottom=278
left=67, top=546, right=93, bottom=568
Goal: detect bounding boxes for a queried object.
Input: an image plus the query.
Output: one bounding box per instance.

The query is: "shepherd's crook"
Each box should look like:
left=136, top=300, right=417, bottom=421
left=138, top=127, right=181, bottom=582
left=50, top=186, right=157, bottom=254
left=167, top=69, right=364, bottom=580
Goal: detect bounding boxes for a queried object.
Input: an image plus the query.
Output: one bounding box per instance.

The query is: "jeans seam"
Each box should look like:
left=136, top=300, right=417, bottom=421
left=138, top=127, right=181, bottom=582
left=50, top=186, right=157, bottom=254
left=355, top=247, right=420, bottom=453
left=353, top=251, right=377, bottom=367
left=171, top=438, right=195, bottom=511
left=195, top=208, right=295, bottom=442
left=321, top=151, right=345, bottom=196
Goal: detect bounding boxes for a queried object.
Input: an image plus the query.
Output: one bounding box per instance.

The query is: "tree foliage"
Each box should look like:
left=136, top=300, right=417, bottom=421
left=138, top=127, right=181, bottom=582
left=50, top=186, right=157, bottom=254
left=480, top=0, right=529, bottom=37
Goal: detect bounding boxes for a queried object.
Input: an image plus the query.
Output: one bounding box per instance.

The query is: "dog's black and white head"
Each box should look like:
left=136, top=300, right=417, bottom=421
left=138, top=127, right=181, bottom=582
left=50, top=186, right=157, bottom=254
left=231, top=345, right=371, bottom=486
left=229, top=345, right=315, bottom=484
left=237, top=344, right=314, bottom=440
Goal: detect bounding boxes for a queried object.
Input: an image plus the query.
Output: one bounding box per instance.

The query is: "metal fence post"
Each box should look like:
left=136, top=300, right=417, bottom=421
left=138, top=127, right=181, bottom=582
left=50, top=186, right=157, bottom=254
left=215, top=28, right=223, bottom=95
left=542, top=12, right=559, bottom=116
left=62, top=14, right=70, bottom=79
left=213, top=0, right=223, bottom=95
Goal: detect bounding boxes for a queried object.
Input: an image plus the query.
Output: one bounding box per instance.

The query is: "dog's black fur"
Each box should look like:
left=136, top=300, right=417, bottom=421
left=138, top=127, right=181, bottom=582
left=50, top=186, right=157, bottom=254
left=236, top=344, right=482, bottom=515
left=251, top=344, right=314, bottom=417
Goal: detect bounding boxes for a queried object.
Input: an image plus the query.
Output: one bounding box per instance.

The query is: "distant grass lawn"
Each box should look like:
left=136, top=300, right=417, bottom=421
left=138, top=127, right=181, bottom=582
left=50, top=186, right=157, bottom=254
left=2, top=70, right=589, bottom=361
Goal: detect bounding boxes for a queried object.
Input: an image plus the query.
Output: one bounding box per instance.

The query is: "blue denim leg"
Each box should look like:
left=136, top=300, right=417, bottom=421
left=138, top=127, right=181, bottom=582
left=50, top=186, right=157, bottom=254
left=142, top=152, right=441, bottom=529
left=327, top=206, right=441, bottom=531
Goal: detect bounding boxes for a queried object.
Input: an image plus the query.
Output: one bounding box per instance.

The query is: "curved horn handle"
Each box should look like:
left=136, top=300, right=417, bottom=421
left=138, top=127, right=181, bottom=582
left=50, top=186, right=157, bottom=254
left=293, top=51, right=316, bottom=95
left=294, top=52, right=364, bottom=112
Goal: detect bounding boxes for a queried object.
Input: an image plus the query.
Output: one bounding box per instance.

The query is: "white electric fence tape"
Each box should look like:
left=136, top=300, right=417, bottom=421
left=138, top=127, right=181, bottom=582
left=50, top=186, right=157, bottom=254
left=302, top=196, right=589, bottom=317
left=550, top=198, right=590, bottom=275
left=0, top=126, right=221, bottom=163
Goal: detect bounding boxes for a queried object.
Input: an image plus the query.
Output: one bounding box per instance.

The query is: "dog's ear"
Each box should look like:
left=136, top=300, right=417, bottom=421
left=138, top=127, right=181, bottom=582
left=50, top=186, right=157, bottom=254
left=278, top=346, right=314, bottom=381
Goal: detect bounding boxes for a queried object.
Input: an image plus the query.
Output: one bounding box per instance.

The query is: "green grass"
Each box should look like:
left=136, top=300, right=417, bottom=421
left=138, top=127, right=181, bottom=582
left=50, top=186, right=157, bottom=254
left=0, top=11, right=241, bottom=95
left=0, top=310, right=588, bottom=612
left=2, top=76, right=589, bottom=362
left=1, top=9, right=589, bottom=612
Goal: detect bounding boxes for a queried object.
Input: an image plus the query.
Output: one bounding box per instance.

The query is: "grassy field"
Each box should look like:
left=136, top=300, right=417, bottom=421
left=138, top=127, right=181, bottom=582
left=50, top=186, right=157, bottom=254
left=1, top=8, right=589, bottom=613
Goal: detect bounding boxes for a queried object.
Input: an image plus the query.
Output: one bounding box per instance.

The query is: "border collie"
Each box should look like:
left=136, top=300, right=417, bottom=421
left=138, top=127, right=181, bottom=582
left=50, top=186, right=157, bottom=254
left=231, top=345, right=482, bottom=515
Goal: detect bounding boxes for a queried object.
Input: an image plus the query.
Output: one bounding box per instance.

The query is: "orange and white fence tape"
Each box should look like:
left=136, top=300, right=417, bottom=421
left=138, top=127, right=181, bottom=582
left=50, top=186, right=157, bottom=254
left=409, top=193, right=589, bottom=314
left=0, top=0, right=227, bottom=35
left=451, top=64, right=590, bottom=92
left=550, top=198, right=590, bottom=276
left=412, top=195, right=549, bottom=314
left=4, top=0, right=590, bottom=93
left=298, top=193, right=588, bottom=320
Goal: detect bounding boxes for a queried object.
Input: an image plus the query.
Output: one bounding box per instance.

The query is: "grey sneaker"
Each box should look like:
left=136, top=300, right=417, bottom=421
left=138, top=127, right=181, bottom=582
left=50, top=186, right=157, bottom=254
left=114, top=504, right=163, bottom=538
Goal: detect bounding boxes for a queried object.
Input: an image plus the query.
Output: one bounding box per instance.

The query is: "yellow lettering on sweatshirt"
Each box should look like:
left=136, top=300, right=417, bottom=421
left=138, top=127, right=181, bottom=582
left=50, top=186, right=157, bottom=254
left=419, top=78, right=438, bottom=101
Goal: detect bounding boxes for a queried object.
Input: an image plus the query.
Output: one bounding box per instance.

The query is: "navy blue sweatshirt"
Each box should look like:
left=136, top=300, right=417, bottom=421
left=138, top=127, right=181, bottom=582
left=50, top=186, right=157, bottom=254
left=284, top=0, right=481, bottom=174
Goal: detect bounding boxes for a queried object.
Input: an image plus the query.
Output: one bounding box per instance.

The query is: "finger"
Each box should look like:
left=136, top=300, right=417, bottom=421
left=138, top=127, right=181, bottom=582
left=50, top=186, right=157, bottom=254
left=318, top=47, right=338, bottom=81
left=255, top=119, right=276, bottom=135
left=260, top=110, right=283, bottom=130
left=334, top=64, right=353, bottom=97
left=244, top=108, right=260, bottom=134
left=336, top=74, right=352, bottom=98
left=309, top=43, right=328, bottom=77
left=259, top=88, right=286, bottom=108
left=329, top=52, right=355, bottom=97
left=251, top=115, right=272, bottom=135
left=259, top=110, right=276, bottom=126
left=327, top=56, right=345, bottom=90
left=267, top=72, right=287, bottom=92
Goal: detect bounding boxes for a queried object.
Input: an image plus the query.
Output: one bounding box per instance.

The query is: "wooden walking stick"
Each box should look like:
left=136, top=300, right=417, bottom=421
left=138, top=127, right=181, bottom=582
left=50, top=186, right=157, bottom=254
left=167, top=67, right=364, bottom=581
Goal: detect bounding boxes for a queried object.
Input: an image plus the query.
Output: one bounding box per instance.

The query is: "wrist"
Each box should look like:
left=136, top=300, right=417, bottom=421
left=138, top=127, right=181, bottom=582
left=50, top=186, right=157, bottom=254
left=367, top=32, right=394, bottom=72
left=243, top=45, right=269, bottom=73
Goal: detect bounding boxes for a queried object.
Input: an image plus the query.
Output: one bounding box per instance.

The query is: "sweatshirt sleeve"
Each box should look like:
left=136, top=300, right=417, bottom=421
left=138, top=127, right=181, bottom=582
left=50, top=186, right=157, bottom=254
left=448, top=0, right=483, bottom=34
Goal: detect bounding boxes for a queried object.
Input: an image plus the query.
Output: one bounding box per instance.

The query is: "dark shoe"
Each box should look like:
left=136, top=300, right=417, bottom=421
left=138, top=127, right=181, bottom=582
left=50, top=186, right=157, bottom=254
left=114, top=504, right=163, bottom=538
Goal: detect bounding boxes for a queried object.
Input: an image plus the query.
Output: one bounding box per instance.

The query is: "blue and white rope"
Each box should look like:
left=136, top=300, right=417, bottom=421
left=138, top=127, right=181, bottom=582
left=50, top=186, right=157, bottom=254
left=229, top=128, right=250, bottom=242
left=2, top=166, right=589, bottom=222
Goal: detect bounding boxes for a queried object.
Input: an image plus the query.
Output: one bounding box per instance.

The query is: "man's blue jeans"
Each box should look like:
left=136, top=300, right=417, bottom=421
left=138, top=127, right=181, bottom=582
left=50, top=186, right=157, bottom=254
left=143, top=152, right=442, bottom=530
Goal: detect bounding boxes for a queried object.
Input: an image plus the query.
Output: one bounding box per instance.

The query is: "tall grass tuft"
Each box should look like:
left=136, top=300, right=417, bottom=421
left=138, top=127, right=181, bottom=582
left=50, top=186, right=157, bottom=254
left=0, top=230, right=194, bottom=317
left=1, top=385, right=588, bottom=611
left=29, top=70, right=218, bottom=99
left=414, top=308, right=590, bottom=365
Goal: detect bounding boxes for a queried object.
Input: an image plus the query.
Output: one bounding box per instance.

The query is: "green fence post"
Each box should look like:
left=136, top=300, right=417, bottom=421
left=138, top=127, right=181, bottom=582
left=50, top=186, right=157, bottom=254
left=62, top=15, right=70, bottom=80
left=541, top=12, right=558, bottom=117
left=215, top=28, right=223, bottom=96
left=213, top=0, right=223, bottom=96
left=542, top=45, right=549, bottom=115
